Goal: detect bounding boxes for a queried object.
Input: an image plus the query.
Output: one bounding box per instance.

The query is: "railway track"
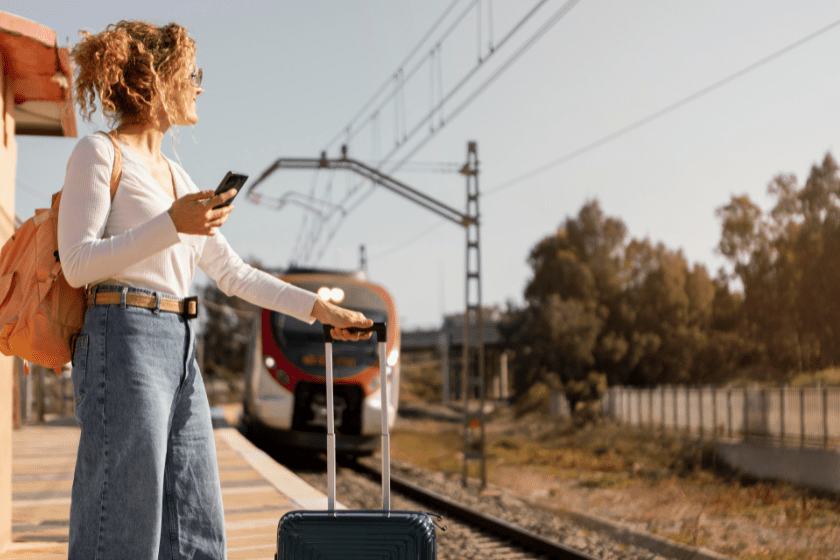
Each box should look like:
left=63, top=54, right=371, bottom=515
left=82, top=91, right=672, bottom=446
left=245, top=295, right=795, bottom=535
left=283, top=453, right=670, bottom=560
left=245, top=409, right=682, bottom=560
left=350, top=458, right=601, bottom=560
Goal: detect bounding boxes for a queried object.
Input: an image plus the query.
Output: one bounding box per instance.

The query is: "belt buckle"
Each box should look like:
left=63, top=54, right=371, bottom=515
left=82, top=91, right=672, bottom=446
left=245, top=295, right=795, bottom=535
left=183, top=296, right=199, bottom=320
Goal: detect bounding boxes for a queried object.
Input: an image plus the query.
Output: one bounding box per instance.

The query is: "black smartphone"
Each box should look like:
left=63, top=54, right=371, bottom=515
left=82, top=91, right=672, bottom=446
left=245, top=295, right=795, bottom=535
left=213, top=172, right=248, bottom=209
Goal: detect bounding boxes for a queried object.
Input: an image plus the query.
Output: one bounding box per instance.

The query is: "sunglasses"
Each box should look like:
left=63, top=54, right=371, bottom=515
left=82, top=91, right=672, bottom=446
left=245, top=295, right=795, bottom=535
left=190, top=68, right=203, bottom=87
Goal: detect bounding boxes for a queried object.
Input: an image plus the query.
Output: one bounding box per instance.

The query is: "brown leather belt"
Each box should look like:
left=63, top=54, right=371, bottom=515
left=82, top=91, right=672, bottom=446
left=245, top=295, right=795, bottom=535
left=86, top=292, right=199, bottom=320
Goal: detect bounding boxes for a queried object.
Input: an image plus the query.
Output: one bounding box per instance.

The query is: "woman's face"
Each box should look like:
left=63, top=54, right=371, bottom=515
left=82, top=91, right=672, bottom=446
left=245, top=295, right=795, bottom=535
left=166, top=64, right=202, bottom=127
left=183, top=67, right=203, bottom=125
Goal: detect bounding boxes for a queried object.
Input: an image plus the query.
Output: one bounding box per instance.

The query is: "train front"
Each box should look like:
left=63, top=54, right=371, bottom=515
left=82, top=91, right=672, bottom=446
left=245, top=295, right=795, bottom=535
left=243, top=272, right=400, bottom=455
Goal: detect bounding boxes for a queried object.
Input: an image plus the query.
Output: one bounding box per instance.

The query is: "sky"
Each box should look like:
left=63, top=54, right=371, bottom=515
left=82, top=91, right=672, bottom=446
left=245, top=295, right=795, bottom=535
left=10, top=1, right=840, bottom=330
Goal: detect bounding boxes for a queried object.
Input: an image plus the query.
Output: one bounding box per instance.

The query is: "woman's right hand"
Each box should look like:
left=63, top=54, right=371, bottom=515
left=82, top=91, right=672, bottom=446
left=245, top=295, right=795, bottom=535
left=310, top=298, right=374, bottom=341
left=167, top=189, right=236, bottom=235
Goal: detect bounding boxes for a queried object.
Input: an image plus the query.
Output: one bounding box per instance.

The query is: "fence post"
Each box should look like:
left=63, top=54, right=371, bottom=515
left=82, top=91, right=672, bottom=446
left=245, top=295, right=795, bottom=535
left=673, top=385, right=679, bottom=432
left=618, top=387, right=625, bottom=424
left=699, top=386, right=705, bottom=440
left=726, top=388, right=732, bottom=439
left=712, top=386, right=718, bottom=441
left=780, top=386, right=785, bottom=447
left=743, top=387, right=749, bottom=439
left=617, top=386, right=621, bottom=421
left=824, top=388, right=829, bottom=449
left=618, top=387, right=627, bottom=424
left=661, top=385, right=666, bottom=432
left=685, top=386, right=691, bottom=436
left=35, top=365, right=45, bottom=423
left=800, top=387, right=806, bottom=448
left=649, top=387, right=654, bottom=429
left=639, top=388, right=644, bottom=428
left=761, top=388, right=767, bottom=442
left=624, top=387, right=629, bottom=425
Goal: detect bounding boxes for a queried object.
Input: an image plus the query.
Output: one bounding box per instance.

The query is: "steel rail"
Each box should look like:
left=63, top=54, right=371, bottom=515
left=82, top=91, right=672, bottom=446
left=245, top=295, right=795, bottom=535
left=351, top=460, right=602, bottom=560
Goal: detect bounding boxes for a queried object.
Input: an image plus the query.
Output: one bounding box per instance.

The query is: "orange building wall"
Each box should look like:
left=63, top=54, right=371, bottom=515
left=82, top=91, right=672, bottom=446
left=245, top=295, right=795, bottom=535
left=0, top=49, right=17, bottom=553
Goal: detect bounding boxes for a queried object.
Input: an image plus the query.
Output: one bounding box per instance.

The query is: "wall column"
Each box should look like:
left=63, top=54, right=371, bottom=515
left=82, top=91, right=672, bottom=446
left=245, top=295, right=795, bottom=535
left=0, top=50, right=18, bottom=554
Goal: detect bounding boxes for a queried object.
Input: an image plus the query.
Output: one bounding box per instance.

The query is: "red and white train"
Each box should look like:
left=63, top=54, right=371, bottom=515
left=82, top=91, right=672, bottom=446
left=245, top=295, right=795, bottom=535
left=242, top=269, right=400, bottom=455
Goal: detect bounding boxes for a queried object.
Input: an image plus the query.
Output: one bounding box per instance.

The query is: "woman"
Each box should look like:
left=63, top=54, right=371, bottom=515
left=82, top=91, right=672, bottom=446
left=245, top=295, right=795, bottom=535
left=58, top=21, right=370, bottom=559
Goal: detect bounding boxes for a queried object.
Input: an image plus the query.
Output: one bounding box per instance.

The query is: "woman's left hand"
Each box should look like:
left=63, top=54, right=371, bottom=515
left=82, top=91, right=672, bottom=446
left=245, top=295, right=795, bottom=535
left=167, top=189, right=236, bottom=235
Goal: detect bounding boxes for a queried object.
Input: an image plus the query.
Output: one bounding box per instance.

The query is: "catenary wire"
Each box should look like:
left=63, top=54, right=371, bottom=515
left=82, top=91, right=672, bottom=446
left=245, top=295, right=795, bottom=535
left=372, top=13, right=840, bottom=261
left=296, top=0, right=561, bottom=262
left=320, top=0, right=561, bottom=218
left=337, top=0, right=579, bottom=223
left=485, top=15, right=840, bottom=197
left=15, top=178, right=52, bottom=200
left=323, top=0, right=466, bottom=152
left=379, top=0, right=556, bottom=171
left=336, top=0, right=480, bottom=152
left=370, top=220, right=446, bottom=260
left=388, top=0, right=581, bottom=172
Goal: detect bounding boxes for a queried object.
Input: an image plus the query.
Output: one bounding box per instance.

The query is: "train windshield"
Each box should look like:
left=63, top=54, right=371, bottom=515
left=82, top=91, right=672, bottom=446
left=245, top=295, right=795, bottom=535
left=271, top=311, right=388, bottom=378
left=269, top=279, right=390, bottom=379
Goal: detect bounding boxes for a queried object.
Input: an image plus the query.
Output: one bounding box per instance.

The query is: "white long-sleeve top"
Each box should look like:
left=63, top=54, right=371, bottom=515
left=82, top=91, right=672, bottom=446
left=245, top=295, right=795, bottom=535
left=57, top=133, right=318, bottom=323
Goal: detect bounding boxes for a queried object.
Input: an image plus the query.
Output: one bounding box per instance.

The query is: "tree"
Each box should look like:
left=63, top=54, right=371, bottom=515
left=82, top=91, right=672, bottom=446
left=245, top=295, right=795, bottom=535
left=513, top=198, right=739, bottom=392
left=515, top=201, right=624, bottom=392
left=715, top=152, right=840, bottom=374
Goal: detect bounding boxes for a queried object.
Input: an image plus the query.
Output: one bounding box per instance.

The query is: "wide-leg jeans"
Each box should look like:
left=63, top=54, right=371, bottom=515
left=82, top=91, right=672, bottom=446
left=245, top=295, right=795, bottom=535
left=68, top=286, right=226, bottom=559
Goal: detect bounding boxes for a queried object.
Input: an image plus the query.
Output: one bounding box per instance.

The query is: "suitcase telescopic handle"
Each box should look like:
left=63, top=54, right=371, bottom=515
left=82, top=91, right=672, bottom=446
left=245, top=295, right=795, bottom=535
left=322, top=322, right=387, bottom=343
left=322, top=321, right=391, bottom=512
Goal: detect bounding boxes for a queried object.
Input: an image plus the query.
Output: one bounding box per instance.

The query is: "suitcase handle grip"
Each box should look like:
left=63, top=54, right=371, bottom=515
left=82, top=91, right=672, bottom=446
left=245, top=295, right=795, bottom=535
left=322, top=322, right=387, bottom=343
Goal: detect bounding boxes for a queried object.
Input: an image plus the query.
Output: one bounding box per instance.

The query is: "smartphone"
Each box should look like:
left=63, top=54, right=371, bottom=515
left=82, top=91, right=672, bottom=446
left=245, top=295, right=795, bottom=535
left=213, top=172, right=248, bottom=209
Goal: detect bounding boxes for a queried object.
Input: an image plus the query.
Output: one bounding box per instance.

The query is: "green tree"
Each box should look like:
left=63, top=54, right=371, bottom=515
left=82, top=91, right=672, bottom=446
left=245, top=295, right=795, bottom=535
left=516, top=201, right=625, bottom=391
left=715, top=152, right=840, bottom=374
left=514, top=198, right=737, bottom=392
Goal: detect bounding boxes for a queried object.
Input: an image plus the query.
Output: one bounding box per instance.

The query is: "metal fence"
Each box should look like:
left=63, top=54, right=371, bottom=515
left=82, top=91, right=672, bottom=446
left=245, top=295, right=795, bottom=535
left=14, top=358, right=75, bottom=425
left=601, top=385, right=840, bottom=448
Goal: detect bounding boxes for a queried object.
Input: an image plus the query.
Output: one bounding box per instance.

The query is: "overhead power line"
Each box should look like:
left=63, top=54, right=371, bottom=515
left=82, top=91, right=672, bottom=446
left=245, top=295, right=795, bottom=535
left=15, top=177, right=52, bottom=200
left=388, top=0, right=580, bottom=171
left=323, top=0, right=466, bottom=151
left=486, top=15, right=840, bottom=197
left=254, top=0, right=579, bottom=265
left=373, top=15, right=840, bottom=261
left=370, top=220, right=446, bottom=260
left=326, top=0, right=579, bottom=231
left=304, top=0, right=580, bottom=262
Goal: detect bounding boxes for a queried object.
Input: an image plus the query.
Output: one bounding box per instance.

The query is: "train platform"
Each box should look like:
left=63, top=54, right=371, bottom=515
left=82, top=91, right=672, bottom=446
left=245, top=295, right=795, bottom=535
left=2, top=405, right=330, bottom=560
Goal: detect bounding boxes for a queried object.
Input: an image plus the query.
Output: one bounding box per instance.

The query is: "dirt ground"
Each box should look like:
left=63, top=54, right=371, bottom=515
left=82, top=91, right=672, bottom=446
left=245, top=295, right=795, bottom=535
left=390, top=400, right=840, bottom=560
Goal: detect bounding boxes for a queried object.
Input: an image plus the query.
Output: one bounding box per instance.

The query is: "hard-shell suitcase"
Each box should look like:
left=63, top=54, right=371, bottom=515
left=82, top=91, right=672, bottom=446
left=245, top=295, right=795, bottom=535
left=277, top=323, right=437, bottom=559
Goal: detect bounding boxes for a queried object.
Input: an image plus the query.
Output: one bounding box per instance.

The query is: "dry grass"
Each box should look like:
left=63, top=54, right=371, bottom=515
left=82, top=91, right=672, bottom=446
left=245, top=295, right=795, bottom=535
left=390, top=414, right=840, bottom=558
left=393, top=362, right=840, bottom=559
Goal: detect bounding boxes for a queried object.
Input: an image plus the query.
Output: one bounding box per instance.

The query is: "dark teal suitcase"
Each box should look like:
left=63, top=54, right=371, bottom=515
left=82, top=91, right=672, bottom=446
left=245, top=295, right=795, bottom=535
left=276, top=323, right=437, bottom=559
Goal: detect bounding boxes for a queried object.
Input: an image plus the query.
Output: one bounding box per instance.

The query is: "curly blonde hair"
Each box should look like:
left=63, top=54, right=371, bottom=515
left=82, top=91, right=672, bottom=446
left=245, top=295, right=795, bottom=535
left=71, top=21, right=197, bottom=129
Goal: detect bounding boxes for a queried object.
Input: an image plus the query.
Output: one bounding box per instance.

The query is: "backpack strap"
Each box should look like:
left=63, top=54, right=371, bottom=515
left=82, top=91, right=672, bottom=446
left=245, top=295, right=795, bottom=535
left=102, top=131, right=123, bottom=200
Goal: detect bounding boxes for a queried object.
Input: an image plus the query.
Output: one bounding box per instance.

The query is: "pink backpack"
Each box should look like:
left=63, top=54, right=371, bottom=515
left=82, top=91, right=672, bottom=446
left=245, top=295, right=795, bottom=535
left=0, top=132, right=122, bottom=372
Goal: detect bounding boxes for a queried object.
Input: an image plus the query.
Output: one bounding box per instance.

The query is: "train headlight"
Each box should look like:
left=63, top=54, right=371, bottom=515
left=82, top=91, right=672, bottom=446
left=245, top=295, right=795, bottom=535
left=265, top=356, right=276, bottom=369
left=317, top=286, right=346, bottom=303
left=387, top=349, right=399, bottom=367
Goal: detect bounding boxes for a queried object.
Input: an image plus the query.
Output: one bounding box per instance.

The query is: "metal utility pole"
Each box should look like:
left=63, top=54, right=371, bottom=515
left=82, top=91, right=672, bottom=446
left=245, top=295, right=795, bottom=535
left=460, top=141, right=486, bottom=489
left=246, top=141, right=487, bottom=488
left=359, top=244, right=368, bottom=273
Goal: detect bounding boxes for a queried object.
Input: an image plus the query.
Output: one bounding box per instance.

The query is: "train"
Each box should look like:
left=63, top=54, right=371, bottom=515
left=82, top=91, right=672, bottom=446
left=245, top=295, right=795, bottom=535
left=241, top=268, right=400, bottom=455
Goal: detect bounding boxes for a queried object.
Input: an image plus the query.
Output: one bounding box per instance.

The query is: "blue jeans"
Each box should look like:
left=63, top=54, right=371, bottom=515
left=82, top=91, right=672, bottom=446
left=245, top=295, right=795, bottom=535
left=68, top=286, right=226, bottom=559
